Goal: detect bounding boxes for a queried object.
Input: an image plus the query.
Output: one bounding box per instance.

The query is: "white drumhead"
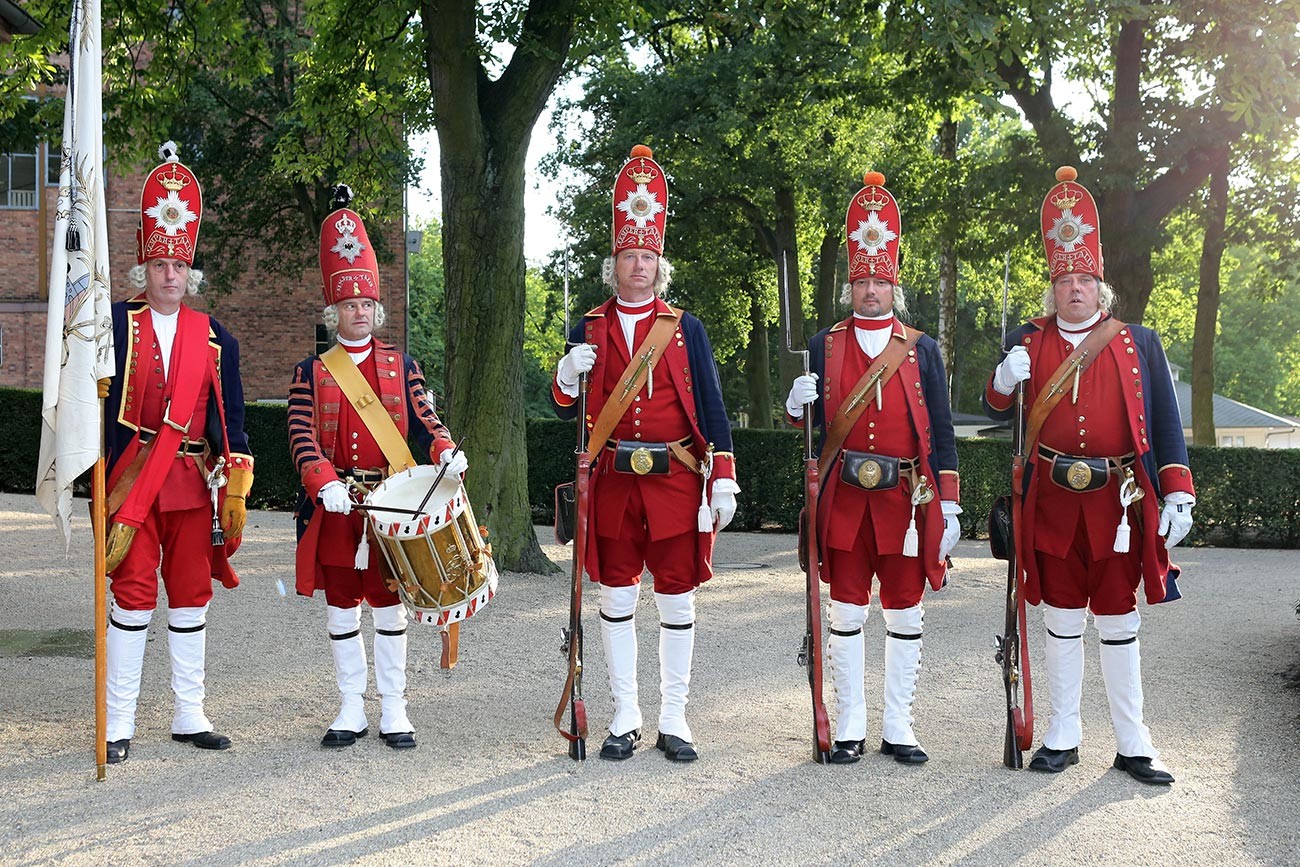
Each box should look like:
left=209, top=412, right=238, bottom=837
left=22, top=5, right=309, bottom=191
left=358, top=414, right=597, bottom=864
left=366, top=465, right=465, bottom=535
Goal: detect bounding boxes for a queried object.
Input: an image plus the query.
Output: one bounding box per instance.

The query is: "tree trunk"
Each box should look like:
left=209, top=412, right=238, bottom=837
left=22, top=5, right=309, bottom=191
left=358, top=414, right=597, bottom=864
left=1192, top=153, right=1230, bottom=447
left=936, top=115, right=958, bottom=392
left=745, top=291, right=773, bottom=428
left=426, top=0, right=576, bottom=574
left=814, top=227, right=839, bottom=331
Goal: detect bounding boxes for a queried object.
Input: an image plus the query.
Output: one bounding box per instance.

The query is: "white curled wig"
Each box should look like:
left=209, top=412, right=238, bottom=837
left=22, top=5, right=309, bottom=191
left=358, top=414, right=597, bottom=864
left=1042, top=280, right=1116, bottom=316
left=322, top=302, right=387, bottom=333
left=128, top=263, right=205, bottom=295
left=602, top=255, right=675, bottom=295
left=839, top=281, right=910, bottom=319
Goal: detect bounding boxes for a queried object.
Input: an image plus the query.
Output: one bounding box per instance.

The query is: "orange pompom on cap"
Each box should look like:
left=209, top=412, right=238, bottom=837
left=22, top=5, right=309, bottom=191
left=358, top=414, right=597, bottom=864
left=1055, top=166, right=1078, bottom=182
left=863, top=171, right=886, bottom=187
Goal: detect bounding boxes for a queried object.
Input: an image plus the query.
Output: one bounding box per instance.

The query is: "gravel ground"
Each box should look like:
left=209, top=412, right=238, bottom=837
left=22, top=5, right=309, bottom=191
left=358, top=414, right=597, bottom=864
left=1, top=491, right=1298, bottom=866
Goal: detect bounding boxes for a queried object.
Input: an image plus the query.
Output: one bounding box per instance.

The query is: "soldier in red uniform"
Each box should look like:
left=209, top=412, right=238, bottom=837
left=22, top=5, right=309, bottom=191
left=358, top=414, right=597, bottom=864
left=289, top=187, right=464, bottom=751
left=784, top=172, right=960, bottom=765
left=552, top=146, right=739, bottom=763
left=984, top=167, right=1194, bottom=785
left=102, top=142, right=254, bottom=763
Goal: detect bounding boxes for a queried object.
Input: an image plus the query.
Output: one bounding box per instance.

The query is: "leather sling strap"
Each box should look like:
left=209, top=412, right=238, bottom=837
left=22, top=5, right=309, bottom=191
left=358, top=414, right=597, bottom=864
left=584, top=308, right=684, bottom=463
left=1022, top=317, right=1127, bottom=457
left=817, top=327, right=923, bottom=479
left=320, top=344, right=416, bottom=475
left=111, top=306, right=211, bottom=526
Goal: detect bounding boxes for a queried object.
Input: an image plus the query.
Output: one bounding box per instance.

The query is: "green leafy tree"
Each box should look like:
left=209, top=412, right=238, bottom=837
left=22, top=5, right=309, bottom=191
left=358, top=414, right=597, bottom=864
left=901, top=0, right=1300, bottom=324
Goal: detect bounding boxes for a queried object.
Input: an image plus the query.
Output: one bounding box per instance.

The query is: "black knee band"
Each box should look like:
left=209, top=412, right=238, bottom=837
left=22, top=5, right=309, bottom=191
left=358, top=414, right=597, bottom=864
left=601, top=611, right=635, bottom=624
left=828, top=626, right=862, bottom=637
left=375, top=627, right=407, bottom=637
left=329, top=629, right=361, bottom=641
left=885, top=630, right=922, bottom=641
left=1048, top=629, right=1084, bottom=640
left=661, top=621, right=694, bottom=630
left=1101, top=636, right=1137, bottom=646
left=110, top=618, right=149, bottom=632
left=167, top=623, right=205, bottom=634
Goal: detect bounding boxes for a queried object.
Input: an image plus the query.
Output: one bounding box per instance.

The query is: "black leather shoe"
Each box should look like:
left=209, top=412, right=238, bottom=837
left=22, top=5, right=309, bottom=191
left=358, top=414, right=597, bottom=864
left=830, top=739, right=865, bottom=764
left=599, top=729, right=641, bottom=760
left=321, top=727, right=368, bottom=748
left=655, top=733, right=698, bottom=762
left=380, top=731, right=417, bottom=750
left=880, top=740, right=929, bottom=764
left=172, top=731, right=231, bottom=751
left=1113, top=753, right=1174, bottom=785
left=1028, top=745, right=1079, bottom=773
left=106, top=739, right=130, bottom=764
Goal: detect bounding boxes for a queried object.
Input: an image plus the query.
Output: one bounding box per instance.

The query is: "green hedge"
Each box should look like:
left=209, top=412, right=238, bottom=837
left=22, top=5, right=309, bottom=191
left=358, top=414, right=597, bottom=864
left=5, top=387, right=1298, bottom=547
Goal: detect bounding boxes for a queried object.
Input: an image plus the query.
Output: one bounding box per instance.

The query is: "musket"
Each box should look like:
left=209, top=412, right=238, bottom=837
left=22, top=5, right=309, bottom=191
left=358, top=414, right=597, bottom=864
left=782, top=250, right=832, bottom=765
left=995, top=251, right=1033, bottom=769
left=553, top=247, right=589, bottom=760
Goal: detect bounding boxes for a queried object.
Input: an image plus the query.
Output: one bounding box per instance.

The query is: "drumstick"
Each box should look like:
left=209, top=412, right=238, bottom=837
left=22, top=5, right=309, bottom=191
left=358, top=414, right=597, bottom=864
left=350, top=503, right=426, bottom=518
left=416, top=437, right=468, bottom=516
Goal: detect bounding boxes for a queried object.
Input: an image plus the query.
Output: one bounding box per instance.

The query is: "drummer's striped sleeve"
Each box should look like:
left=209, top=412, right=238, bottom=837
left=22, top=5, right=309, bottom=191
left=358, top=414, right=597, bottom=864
left=289, top=361, right=336, bottom=501
left=405, top=355, right=454, bottom=463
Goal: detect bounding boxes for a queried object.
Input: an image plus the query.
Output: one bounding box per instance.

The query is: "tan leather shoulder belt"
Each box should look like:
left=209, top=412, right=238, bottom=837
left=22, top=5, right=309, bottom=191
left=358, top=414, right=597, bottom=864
left=320, top=344, right=416, bottom=475
left=585, top=308, right=684, bottom=462
left=1022, top=317, right=1127, bottom=456
left=817, top=327, right=923, bottom=479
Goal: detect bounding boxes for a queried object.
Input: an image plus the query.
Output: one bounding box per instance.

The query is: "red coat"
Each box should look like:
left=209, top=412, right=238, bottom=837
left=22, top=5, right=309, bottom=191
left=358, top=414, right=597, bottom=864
left=792, top=318, right=959, bottom=590
left=984, top=316, right=1195, bottom=605
left=289, top=341, right=453, bottom=596
left=552, top=297, right=736, bottom=584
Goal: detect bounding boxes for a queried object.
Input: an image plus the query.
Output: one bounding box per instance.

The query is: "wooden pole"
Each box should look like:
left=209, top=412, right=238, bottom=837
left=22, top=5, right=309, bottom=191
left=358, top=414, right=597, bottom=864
left=94, top=379, right=109, bottom=780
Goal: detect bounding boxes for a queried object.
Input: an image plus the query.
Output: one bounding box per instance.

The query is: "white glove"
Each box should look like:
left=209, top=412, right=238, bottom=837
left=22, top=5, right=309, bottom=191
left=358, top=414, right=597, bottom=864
left=785, top=373, right=819, bottom=419
left=939, top=500, right=962, bottom=561
left=1159, top=491, right=1195, bottom=549
left=319, top=480, right=352, bottom=515
left=993, top=345, right=1031, bottom=395
left=557, top=343, right=597, bottom=387
left=710, top=489, right=737, bottom=532
left=439, top=448, right=469, bottom=478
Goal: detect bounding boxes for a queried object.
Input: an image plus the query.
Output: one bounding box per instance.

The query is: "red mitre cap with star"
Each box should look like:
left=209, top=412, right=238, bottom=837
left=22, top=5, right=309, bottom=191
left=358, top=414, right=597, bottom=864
left=137, top=141, right=202, bottom=265
left=319, top=185, right=380, bottom=306
left=845, top=171, right=901, bottom=283
left=612, top=144, right=668, bottom=255
left=1041, top=166, right=1103, bottom=281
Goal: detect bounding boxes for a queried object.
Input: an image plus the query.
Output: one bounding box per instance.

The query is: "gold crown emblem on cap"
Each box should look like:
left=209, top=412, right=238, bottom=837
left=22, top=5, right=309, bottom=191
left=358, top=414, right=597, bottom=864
left=156, top=165, right=191, bottom=192
left=1051, top=183, right=1084, bottom=210
left=334, top=212, right=357, bottom=235
left=857, top=187, right=890, bottom=212
left=627, top=159, right=658, bottom=185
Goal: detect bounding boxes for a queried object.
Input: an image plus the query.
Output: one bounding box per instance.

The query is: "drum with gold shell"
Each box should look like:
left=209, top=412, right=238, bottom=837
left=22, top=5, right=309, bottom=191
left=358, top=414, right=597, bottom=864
left=364, top=465, right=498, bottom=633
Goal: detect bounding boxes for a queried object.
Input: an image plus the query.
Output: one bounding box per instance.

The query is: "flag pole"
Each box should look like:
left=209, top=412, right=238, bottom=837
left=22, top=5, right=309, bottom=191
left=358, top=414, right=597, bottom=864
left=94, top=381, right=109, bottom=780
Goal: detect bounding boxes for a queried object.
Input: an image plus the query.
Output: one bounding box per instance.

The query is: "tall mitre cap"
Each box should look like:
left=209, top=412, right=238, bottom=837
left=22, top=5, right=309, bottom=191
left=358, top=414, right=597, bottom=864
left=137, top=140, right=203, bottom=265
left=1041, top=165, right=1103, bottom=281
left=845, top=170, right=901, bottom=284
left=319, top=184, right=380, bottom=306
left=612, top=144, right=668, bottom=255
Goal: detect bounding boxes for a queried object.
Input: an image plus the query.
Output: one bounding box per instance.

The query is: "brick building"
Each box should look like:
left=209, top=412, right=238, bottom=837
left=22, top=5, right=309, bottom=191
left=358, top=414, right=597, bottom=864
left=0, top=145, right=408, bottom=401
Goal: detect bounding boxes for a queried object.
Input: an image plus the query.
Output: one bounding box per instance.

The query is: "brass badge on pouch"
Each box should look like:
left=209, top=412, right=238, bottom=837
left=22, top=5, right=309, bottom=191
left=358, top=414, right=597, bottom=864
left=1067, top=460, right=1093, bottom=490
left=630, top=447, right=655, bottom=475
left=857, top=459, right=883, bottom=489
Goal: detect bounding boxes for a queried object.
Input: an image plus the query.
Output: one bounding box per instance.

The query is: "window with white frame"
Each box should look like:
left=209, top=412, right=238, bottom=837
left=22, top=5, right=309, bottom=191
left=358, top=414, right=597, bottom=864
left=0, top=141, right=39, bottom=209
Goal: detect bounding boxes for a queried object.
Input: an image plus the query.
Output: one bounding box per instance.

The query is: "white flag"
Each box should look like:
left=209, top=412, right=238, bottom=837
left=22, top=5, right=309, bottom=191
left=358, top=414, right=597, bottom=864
left=35, top=0, right=115, bottom=548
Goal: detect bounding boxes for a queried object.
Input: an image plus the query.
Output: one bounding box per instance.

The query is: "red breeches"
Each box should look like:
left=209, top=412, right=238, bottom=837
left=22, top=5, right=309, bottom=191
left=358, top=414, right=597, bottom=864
left=594, top=482, right=701, bottom=595
left=110, top=504, right=216, bottom=610
left=1035, top=520, right=1141, bottom=615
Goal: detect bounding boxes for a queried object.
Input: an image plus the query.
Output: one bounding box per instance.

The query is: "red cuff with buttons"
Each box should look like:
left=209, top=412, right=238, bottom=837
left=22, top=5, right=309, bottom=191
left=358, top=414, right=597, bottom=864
left=302, top=457, right=337, bottom=500
left=1157, top=464, right=1195, bottom=498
